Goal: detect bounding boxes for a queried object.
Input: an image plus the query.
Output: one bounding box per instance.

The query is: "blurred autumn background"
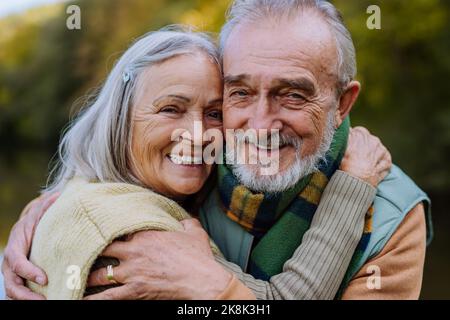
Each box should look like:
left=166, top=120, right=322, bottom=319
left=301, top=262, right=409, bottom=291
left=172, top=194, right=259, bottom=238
left=0, top=0, right=449, bottom=299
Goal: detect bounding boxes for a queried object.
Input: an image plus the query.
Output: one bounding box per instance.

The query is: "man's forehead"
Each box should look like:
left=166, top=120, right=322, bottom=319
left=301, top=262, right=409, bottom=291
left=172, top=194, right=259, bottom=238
left=223, top=13, right=338, bottom=77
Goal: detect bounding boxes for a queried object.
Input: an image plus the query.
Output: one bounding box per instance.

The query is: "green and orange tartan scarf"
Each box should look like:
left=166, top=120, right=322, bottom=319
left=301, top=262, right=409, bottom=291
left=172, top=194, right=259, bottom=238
left=217, top=118, right=373, bottom=296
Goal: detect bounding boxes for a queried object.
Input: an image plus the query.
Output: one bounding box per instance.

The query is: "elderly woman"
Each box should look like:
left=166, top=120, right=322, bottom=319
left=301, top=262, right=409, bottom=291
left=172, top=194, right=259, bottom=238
left=2, top=26, right=390, bottom=300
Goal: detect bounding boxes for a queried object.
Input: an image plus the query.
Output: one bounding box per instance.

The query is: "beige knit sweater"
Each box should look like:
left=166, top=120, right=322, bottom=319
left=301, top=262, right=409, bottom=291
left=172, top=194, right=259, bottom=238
left=27, top=178, right=222, bottom=299
left=24, top=172, right=425, bottom=300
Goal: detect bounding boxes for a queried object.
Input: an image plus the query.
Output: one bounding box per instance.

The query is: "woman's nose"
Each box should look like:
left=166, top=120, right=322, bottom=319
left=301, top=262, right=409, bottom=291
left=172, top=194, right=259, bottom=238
left=179, top=119, right=208, bottom=152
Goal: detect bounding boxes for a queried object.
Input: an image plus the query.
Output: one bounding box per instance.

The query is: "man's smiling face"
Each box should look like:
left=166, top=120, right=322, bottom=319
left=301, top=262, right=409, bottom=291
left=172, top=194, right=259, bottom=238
left=222, top=11, right=345, bottom=191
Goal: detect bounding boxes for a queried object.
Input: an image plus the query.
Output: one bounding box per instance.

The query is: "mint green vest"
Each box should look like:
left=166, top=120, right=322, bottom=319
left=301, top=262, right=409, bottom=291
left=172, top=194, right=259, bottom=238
left=200, top=165, right=433, bottom=291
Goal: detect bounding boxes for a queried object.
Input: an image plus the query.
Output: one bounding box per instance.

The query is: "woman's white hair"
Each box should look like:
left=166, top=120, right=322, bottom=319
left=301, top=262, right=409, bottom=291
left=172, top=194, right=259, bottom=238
left=46, top=25, right=220, bottom=193
left=219, top=0, right=357, bottom=92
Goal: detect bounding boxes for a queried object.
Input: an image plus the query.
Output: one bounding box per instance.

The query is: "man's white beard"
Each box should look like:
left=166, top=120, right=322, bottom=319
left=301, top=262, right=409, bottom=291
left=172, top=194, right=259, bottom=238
left=226, top=112, right=336, bottom=193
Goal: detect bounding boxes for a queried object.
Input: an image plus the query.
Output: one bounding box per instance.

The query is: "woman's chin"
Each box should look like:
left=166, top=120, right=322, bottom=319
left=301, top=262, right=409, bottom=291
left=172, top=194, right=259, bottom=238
left=170, top=182, right=204, bottom=197
left=163, top=156, right=209, bottom=194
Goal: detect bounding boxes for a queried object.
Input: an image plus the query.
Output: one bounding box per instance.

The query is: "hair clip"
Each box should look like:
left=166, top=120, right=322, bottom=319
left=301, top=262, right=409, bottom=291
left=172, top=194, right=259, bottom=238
left=122, top=70, right=131, bottom=83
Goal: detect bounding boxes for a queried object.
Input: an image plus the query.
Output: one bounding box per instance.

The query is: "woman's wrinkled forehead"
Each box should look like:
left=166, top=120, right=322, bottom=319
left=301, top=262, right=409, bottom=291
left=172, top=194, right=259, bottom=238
left=132, top=52, right=223, bottom=110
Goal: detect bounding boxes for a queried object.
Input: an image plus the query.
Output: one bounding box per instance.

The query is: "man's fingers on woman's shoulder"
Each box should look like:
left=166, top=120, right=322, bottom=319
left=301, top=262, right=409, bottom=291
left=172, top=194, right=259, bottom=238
left=181, top=218, right=201, bottom=229
left=3, top=263, right=46, bottom=300
left=181, top=219, right=209, bottom=239
left=5, top=252, right=47, bottom=285
left=101, top=241, right=130, bottom=259
left=86, top=269, right=109, bottom=287
left=3, top=261, right=24, bottom=286
left=5, top=283, right=46, bottom=300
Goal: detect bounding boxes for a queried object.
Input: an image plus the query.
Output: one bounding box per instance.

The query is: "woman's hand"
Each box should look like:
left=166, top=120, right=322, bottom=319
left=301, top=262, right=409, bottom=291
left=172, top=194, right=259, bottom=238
left=85, top=219, right=232, bottom=300
left=1, top=192, right=59, bottom=300
left=340, top=127, right=392, bottom=187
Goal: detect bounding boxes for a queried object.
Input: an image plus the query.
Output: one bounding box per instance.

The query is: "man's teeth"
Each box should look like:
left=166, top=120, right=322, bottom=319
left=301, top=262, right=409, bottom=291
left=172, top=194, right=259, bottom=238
left=256, top=144, right=276, bottom=150
left=169, top=155, right=203, bottom=165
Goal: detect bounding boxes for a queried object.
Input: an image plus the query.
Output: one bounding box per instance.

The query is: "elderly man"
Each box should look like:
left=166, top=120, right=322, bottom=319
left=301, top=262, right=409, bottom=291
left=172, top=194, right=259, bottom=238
left=2, top=0, right=431, bottom=300
left=202, top=0, right=430, bottom=299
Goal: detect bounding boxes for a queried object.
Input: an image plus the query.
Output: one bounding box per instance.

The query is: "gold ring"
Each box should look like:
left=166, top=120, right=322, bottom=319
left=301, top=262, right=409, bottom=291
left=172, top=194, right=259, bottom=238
left=106, top=265, right=117, bottom=284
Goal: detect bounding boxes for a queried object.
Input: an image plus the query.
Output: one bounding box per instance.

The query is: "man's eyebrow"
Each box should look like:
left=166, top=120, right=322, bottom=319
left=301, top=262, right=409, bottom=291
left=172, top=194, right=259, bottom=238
left=274, top=78, right=317, bottom=96
left=153, top=94, right=191, bottom=104
left=223, top=74, right=250, bottom=85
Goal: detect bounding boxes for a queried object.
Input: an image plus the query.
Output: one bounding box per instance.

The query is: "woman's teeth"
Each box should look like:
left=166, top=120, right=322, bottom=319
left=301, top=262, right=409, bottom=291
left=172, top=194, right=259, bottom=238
left=169, top=154, right=203, bottom=165
left=252, top=142, right=283, bottom=151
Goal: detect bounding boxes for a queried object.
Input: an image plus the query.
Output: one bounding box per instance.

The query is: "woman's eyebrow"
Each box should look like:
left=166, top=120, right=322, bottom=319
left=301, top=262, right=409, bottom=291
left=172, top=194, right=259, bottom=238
left=153, top=94, right=191, bottom=104
left=207, top=98, right=224, bottom=106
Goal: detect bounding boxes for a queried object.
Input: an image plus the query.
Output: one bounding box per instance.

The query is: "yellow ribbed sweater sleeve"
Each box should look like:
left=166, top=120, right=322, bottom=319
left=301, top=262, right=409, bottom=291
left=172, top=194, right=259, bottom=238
left=27, top=178, right=219, bottom=300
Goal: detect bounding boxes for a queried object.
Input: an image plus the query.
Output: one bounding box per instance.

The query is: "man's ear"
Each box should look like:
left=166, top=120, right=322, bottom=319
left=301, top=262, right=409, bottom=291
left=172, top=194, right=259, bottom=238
left=334, top=81, right=361, bottom=128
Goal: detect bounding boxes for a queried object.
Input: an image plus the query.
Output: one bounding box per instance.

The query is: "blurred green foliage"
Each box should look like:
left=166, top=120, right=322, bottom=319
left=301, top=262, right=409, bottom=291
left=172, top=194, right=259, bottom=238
left=0, top=0, right=449, bottom=298
left=0, top=0, right=449, bottom=190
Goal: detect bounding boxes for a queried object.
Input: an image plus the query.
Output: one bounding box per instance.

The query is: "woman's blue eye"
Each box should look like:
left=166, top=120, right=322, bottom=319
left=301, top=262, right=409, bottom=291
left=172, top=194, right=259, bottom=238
left=207, top=110, right=223, bottom=121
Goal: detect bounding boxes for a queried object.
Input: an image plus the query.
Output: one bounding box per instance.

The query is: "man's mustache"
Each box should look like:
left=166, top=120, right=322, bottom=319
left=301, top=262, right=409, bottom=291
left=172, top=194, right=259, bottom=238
left=234, top=131, right=302, bottom=151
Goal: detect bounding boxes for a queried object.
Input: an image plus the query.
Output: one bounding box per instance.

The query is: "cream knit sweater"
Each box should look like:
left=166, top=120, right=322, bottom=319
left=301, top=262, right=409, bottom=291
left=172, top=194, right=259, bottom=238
left=27, top=178, right=221, bottom=300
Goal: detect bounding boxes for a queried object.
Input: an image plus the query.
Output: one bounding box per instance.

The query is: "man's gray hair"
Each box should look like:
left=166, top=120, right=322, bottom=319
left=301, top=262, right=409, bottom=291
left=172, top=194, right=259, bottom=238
left=46, top=25, right=220, bottom=192
left=219, top=0, right=357, bottom=91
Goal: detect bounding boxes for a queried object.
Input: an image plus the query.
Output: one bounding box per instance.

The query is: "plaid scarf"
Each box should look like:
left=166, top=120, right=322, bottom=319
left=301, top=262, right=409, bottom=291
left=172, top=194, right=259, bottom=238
left=217, top=118, right=373, bottom=295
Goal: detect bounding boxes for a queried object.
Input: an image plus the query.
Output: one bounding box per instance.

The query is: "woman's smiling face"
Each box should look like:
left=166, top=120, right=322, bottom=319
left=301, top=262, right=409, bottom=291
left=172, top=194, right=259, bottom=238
left=130, top=52, right=223, bottom=200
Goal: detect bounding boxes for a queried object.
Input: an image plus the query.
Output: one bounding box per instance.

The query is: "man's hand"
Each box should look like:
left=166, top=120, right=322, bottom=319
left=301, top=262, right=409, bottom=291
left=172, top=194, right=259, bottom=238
left=340, top=127, right=392, bottom=187
left=2, top=192, right=59, bottom=300
left=85, top=219, right=232, bottom=300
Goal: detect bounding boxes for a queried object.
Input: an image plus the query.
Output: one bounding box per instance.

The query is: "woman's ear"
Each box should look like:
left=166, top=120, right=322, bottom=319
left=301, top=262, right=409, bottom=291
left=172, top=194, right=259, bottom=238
left=334, top=81, right=361, bottom=128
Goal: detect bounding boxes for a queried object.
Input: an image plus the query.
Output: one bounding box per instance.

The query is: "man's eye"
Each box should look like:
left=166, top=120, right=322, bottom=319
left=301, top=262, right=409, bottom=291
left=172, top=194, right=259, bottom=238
left=286, top=93, right=305, bottom=100
left=230, top=90, right=248, bottom=98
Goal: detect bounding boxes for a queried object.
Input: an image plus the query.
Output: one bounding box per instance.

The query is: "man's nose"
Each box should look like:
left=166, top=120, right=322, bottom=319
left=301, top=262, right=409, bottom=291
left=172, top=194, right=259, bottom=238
left=248, top=97, right=283, bottom=131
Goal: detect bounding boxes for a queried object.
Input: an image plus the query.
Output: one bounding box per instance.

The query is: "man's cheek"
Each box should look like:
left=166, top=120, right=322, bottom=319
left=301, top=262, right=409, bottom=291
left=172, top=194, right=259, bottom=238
left=222, top=109, right=244, bottom=130
left=299, top=135, right=322, bottom=158
left=299, top=108, right=328, bottom=139
left=305, top=104, right=327, bottom=127
left=223, top=98, right=255, bottom=123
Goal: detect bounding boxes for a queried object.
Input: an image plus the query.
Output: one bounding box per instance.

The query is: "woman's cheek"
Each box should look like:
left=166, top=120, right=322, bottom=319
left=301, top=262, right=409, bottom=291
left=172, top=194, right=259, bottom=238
left=205, top=164, right=213, bottom=177
left=130, top=118, right=159, bottom=180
